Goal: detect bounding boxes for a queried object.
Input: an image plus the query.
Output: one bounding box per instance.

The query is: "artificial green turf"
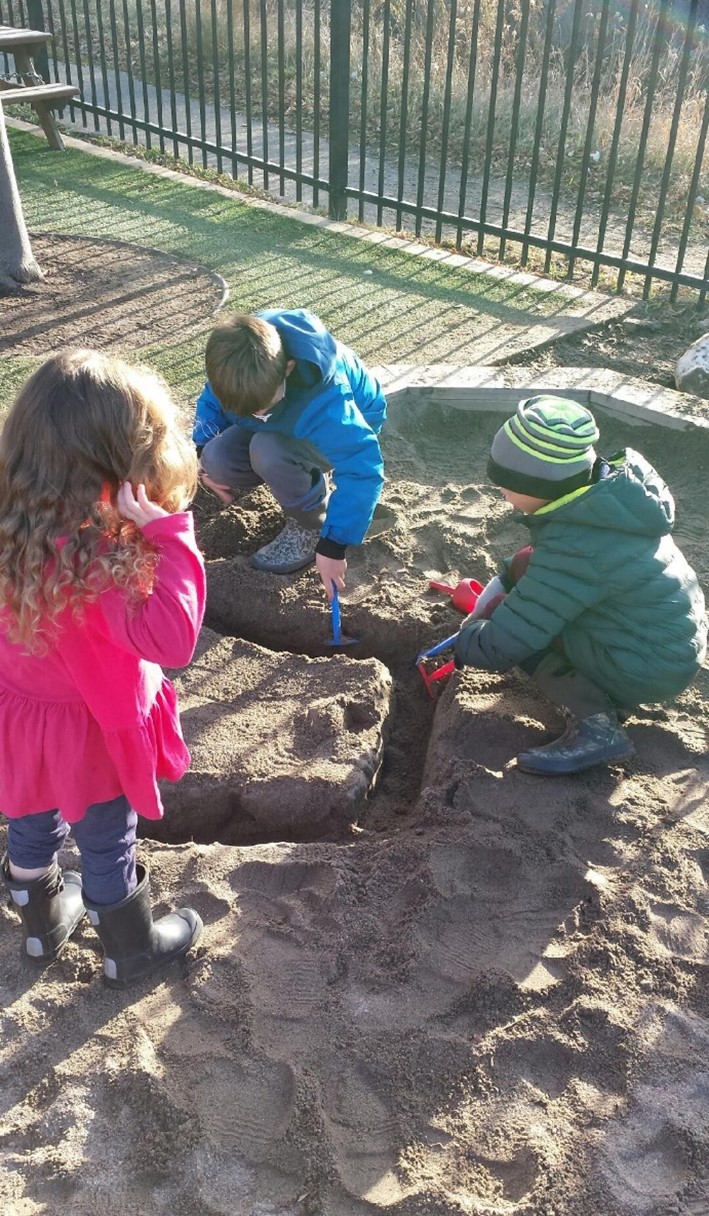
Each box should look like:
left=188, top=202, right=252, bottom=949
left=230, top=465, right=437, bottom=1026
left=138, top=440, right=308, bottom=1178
left=3, top=126, right=607, bottom=415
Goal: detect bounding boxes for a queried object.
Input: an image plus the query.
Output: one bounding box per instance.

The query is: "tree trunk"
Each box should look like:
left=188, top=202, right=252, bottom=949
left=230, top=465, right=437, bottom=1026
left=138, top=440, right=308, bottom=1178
left=0, top=104, right=43, bottom=292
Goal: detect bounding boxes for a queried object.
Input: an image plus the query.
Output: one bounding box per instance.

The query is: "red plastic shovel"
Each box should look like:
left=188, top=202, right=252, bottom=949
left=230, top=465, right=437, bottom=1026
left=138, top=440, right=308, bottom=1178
left=429, top=578, right=483, bottom=614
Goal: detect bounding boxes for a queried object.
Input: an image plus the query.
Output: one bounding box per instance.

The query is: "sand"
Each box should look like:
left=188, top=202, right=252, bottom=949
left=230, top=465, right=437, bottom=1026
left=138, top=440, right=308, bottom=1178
left=1, top=392, right=708, bottom=1216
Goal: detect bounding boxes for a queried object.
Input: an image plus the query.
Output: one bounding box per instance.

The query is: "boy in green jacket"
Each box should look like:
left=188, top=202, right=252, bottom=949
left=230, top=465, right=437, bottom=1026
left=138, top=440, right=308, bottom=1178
left=454, top=396, right=707, bottom=775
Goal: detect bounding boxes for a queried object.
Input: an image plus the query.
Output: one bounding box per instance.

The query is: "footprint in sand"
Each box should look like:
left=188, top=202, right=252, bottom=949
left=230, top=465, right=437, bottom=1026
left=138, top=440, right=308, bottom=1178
left=242, top=931, right=331, bottom=1022
left=603, top=1114, right=695, bottom=1203
left=491, top=1033, right=583, bottom=1100
left=473, top=1147, right=539, bottom=1204
left=323, top=1060, right=408, bottom=1206
left=233, top=858, right=338, bottom=901
left=646, top=901, right=709, bottom=963
left=416, top=842, right=588, bottom=985
left=196, top=1056, right=296, bottom=1163
left=232, top=861, right=340, bottom=1027
left=601, top=1006, right=709, bottom=1206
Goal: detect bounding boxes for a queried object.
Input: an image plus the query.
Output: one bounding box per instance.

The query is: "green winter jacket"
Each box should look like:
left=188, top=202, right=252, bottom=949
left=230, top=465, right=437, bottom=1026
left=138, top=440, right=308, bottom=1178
left=455, top=449, right=707, bottom=706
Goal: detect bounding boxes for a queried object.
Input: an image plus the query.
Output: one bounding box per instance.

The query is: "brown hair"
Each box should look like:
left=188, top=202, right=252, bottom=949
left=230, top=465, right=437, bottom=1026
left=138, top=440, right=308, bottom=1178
left=205, top=313, right=288, bottom=416
left=0, top=349, right=198, bottom=651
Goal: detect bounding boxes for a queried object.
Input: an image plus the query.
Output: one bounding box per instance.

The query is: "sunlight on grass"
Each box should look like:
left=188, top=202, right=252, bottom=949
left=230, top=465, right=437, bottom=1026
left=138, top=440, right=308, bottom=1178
left=1, top=125, right=630, bottom=421
left=0, top=357, right=40, bottom=420
left=10, top=128, right=577, bottom=328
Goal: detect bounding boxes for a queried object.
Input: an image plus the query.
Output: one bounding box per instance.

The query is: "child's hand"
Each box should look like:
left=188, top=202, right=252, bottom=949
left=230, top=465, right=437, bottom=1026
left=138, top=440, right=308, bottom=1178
left=316, top=554, right=347, bottom=599
left=199, top=470, right=233, bottom=505
left=117, top=482, right=169, bottom=528
left=461, top=573, right=509, bottom=626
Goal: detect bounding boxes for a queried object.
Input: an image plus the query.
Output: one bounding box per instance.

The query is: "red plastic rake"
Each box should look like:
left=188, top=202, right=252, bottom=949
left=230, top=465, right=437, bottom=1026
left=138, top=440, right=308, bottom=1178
left=415, top=633, right=459, bottom=699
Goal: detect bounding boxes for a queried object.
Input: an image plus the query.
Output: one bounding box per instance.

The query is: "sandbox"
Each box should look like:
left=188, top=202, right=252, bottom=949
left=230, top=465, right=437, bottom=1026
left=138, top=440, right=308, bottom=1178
left=158, top=368, right=709, bottom=846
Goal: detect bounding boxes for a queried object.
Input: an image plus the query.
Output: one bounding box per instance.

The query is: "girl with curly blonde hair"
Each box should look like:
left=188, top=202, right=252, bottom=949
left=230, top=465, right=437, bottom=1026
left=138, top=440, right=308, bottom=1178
left=0, top=350, right=206, bottom=988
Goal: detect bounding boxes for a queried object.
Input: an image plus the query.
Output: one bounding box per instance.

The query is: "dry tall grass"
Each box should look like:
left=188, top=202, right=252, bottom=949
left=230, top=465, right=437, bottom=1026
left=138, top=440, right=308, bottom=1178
left=167, top=0, right=709, bottom=218
left=18, top=0, right=709, bottom=229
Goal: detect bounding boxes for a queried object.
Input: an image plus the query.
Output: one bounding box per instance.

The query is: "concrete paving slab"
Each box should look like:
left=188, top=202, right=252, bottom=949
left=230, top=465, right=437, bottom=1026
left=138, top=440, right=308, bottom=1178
left=376, top=364, right=709, bottom=430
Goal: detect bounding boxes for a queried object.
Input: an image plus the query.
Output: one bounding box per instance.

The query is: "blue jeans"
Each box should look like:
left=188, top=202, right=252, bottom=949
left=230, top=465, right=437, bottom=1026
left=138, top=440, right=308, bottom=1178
left=6, top=795, right=138, bottom=905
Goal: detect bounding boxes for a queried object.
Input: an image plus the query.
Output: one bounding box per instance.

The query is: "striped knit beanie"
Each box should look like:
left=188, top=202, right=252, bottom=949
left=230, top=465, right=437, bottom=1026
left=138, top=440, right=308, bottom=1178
left=488, top=396, right=600, bottom=499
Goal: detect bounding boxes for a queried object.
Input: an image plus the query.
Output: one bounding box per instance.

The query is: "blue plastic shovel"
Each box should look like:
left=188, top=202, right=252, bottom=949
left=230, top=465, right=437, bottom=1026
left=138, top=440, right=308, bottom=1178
left=326, top=583, right=359, bottom=648
left=415, top=632, right=460, bottom=666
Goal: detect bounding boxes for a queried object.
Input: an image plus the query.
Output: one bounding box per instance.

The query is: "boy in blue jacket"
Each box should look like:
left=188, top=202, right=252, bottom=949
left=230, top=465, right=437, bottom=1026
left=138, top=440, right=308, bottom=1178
left=194, top=309, right=386, bottom=597
left=454, top=397, right=707, bottom=775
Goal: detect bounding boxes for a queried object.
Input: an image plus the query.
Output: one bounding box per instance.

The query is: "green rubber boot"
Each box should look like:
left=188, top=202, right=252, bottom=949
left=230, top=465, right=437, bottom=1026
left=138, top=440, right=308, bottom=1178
left=517, top=711, right=634, bottom=775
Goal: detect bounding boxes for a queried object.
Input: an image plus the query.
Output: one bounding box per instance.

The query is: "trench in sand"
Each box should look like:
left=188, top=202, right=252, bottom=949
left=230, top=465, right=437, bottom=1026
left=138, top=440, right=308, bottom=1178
left=138, top=375, right=709, bottom=848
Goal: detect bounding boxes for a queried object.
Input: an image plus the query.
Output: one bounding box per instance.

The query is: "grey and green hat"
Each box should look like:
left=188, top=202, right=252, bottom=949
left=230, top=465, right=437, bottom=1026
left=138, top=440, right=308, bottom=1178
left=488, top=396, right=600, bottom=499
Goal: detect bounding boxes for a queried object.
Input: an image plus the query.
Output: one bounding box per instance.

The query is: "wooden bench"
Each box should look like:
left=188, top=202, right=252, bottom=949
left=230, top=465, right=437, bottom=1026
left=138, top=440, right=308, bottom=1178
left=0, top=25, right=79, bottom=150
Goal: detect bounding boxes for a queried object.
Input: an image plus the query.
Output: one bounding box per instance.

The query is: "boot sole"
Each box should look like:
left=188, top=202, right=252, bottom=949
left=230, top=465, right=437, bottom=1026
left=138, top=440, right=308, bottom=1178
left=249, top=554, right=316, bottom=574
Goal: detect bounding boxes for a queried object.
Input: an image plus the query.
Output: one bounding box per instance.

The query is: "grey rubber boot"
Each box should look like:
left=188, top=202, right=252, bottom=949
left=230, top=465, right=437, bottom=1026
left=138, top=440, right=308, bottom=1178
left=516, top=711, right=635, bottom=775
left=250, top=517, right=320, bottom=573
left=2, top=854, right=85, bottom=962
left=83, top=863, right=202, bottom=989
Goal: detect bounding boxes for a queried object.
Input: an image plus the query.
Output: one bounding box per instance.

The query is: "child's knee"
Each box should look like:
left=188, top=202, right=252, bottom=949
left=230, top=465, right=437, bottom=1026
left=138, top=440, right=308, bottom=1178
left=199, top=439, right=229, bottom=484
left=249, top=430, right=293, bottom=479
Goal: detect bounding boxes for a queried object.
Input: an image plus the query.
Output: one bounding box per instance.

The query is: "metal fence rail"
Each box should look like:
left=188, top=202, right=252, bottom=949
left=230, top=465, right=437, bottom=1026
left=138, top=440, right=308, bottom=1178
left=2, top=0, right=707, bottom=300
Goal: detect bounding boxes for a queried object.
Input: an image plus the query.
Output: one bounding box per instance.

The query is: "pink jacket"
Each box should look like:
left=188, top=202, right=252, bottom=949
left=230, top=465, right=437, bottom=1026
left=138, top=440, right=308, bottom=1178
left=0, top=513, right=206, bottom=823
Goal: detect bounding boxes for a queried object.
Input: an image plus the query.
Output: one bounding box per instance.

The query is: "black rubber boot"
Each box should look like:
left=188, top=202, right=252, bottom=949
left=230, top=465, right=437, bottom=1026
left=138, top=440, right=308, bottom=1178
left=2, top=853, right=85, bottom=962
left=83, top=863, right=203, bottom=989
left=516, top=711, right=635, bottom=775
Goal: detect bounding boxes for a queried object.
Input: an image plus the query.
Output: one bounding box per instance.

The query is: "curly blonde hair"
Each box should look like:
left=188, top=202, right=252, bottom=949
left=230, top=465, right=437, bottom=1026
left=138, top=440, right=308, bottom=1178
left=0, top=349, right=198, bottom=652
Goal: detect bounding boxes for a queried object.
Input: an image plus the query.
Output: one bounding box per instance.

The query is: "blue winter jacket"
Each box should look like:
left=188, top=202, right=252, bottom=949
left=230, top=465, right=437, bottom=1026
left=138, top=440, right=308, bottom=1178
left=193, top=309, right=387, bottom=549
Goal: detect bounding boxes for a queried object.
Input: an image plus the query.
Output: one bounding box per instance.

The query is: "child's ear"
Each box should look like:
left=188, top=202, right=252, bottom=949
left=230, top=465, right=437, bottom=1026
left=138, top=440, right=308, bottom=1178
left=285, top=359, right=296, bottom=377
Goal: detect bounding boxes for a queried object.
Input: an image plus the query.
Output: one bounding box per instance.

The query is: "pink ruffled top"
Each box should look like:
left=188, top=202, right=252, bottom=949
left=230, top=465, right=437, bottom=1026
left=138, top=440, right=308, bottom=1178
left=0, top=513, right=206, bottom=823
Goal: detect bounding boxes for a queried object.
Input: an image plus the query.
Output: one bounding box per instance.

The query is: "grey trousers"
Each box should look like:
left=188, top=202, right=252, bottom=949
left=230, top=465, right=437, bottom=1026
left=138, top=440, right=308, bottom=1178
left=520, top=647, right=615, bottom=719
left=504, top=545, right=616, bottom=719
left=200, top=426, right=330, bottom=530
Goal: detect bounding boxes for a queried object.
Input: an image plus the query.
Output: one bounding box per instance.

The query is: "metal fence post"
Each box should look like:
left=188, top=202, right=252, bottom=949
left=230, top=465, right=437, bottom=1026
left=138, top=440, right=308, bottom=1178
left=26, top=0, right=49, bottom=81
left=329, top=0, right=351, bottom=220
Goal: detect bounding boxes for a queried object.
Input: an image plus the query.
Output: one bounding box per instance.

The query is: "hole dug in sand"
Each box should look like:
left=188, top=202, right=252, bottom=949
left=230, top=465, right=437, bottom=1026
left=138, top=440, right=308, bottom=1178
left=153, top=375, right=709, bottom=847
